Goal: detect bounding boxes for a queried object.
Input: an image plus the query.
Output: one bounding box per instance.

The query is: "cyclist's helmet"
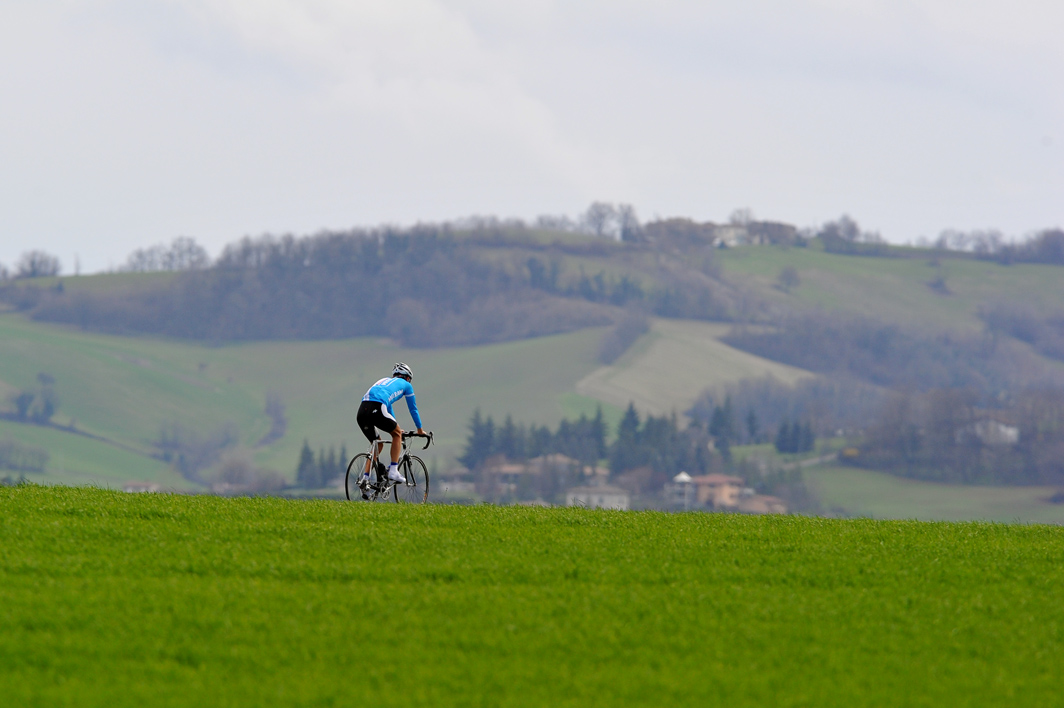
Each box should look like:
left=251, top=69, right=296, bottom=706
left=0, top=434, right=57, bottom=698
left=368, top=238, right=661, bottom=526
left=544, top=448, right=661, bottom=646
left=392, top=362, right=413, bottom=381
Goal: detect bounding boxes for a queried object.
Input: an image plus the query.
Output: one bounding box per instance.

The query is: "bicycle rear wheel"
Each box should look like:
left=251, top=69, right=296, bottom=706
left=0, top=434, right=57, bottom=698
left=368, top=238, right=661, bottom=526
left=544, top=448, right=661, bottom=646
left=345, top=454, right=371, bottom=501
left=394, top=455, right=429, bottom=503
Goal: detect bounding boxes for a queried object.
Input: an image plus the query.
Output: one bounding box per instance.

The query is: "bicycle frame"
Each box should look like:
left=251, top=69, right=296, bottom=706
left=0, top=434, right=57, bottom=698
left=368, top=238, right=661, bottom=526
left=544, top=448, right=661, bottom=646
left=357, top=431, right=433, bottom=501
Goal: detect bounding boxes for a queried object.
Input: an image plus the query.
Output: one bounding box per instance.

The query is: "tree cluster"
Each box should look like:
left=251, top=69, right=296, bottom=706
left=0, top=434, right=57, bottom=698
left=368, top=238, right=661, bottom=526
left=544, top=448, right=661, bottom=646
left=295, top=440, right=348, bottom=489
left=0, top=438, right=49, bottom=473
left=609, top=404, right=720, bottom=493
left=853, top=388, right=1064, bottom=485
left=14, top=251, right=62, bottom=278
left=8, top=373, right=59, bottom=424
left=690, top=375, right=885, bottom=441
left=122, top=236, right=210, bottom=272
left=979, top=302, right=1064, bottom=363
left=774, top=420, right=815, bottom=454
left=723, top=313, right=1062, bottom=398
left=459, top=409, right=609, bottom=471
left=817, top=216, right=890, bottom=257
left=936, top=228, right=1064, bottom=266
left=459, top=404, right=725, bottom=498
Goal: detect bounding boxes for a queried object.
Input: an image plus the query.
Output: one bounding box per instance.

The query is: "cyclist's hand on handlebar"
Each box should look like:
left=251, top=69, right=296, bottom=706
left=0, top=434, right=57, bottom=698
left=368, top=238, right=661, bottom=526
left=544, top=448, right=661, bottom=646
left=416, top=428, right=426, bottom=436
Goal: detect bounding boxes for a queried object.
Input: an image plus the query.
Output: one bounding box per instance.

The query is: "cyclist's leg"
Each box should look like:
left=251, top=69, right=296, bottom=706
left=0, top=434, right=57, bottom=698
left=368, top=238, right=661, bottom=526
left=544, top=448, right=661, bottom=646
left=389, top=425, right=403, bottom=465
left=371, top=403, right=403, bottom=465
left=356, top=401, right=381, bottom=478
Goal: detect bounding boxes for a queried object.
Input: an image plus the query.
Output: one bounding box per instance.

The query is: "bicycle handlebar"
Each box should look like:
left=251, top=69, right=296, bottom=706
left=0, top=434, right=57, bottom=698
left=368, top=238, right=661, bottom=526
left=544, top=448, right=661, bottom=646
left=402, top=431, right=433, bottom=449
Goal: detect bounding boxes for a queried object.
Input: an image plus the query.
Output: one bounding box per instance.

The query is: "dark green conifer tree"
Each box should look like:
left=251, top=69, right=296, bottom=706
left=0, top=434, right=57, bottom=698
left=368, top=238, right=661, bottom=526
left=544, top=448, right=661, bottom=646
left=296, top=440, right=317, bottom=488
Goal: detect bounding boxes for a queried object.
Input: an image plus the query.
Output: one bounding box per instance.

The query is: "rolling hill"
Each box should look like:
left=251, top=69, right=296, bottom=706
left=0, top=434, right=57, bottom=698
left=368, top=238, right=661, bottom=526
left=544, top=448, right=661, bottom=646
left=0, top=309, right=810, bottom=489
left=3, top=236, right=1063, bottom=516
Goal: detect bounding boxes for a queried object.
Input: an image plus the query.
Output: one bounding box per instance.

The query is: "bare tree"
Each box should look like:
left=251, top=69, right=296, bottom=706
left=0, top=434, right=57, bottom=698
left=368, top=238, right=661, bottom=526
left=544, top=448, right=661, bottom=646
left=123, top=236, right=209, bottom=272
left=581, top=202, right=618, bottom=237
left=617, top=204, right=643, bottom=243
left=16, top=251, right=61, bottom=279
left=534, top=214, right=576, bottom=232
left=729, top=208, right=754, bottom=226
left=819, top=215, right=861, bottom=242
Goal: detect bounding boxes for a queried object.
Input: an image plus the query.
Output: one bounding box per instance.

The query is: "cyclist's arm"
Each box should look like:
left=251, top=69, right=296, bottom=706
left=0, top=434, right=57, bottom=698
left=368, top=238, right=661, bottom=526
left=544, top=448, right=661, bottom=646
left=403, top=384, right=423, bottom=430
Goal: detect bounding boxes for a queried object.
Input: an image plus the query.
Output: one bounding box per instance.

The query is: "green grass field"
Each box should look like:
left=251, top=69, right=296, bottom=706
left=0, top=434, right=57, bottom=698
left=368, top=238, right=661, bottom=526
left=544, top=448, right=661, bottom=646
left=2, top=485, right=1062, bottom=706
left=806, top=466, right=1064, bottom=524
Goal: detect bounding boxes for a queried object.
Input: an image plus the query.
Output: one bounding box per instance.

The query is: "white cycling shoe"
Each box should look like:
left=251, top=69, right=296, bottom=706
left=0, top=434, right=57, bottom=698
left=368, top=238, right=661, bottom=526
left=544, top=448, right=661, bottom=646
left=387, top=466, right=406, bottom=484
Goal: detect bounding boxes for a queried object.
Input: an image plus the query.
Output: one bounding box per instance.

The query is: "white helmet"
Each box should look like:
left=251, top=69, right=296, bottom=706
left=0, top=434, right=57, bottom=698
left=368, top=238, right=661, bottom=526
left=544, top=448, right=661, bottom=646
left=392, top=362, right=413, bottom=380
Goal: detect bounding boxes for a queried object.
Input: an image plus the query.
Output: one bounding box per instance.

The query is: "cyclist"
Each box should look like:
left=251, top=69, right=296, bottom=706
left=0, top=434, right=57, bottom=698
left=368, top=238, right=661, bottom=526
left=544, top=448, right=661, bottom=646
left=356, top=362, right=425, bottom=493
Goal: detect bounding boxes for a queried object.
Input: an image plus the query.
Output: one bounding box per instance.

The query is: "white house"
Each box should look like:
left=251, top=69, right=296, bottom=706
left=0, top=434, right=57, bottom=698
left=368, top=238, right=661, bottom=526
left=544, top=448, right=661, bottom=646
left=566, top=485, right=630, bottom=510
left=665, top=471, right=696, bottom=510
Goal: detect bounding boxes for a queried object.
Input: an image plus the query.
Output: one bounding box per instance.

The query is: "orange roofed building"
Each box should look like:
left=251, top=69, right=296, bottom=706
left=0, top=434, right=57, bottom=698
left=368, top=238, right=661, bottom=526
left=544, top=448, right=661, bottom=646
left=690, top=474, right=744, bottom=509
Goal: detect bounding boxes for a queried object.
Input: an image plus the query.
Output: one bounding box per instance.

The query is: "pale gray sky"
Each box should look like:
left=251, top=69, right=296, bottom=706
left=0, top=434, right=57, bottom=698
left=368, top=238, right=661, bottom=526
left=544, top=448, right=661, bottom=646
left=1, top=1, right=1061, bottom=272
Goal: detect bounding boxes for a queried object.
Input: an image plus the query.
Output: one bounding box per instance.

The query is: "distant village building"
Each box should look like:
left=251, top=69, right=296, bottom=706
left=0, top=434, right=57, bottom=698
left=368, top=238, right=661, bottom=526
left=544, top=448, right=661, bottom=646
left=971, top=420, right=1020, bottom=446
left=438, top=466, right=478, bottom=497
left=665, top=471, right=696, bottom=510
left=690, top=474, right=744, bottom=509
left=737, top=495, right=788, bottom=515
left=566, top=485, right=630, bottom=510
left=713, top=225, right=747, bottom=247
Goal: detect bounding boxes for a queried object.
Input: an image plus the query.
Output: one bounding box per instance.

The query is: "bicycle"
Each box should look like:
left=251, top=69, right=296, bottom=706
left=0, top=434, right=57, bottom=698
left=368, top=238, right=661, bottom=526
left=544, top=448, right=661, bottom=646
left=345, top=431, right=433, bottom=503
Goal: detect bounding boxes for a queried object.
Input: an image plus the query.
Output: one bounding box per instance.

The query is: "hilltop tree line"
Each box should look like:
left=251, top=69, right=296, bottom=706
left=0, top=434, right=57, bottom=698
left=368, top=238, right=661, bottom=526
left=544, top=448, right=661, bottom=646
left=9, top=225, right=737, bottom=347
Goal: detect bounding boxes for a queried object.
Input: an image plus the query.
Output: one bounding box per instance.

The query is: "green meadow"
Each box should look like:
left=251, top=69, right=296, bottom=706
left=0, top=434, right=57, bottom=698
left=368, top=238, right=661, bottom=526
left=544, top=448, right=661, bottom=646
left=805, top=466, right=1064, bottom=524
left=2, top=485, right=1063, bottom=706
left=718, top=245, right=1064, bottom=334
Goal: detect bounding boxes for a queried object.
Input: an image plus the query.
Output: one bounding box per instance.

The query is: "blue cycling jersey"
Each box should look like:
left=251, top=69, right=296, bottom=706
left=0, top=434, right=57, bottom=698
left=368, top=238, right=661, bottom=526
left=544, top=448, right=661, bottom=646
left=363, top=377, right=423, bottom=430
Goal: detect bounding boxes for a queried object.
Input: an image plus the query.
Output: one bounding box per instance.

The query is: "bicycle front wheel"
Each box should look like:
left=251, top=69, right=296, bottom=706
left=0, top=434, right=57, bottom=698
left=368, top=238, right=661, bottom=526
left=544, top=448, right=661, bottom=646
left=394, top=455, right=429, bottom=503
left=345, top=453, right=371, bottom=501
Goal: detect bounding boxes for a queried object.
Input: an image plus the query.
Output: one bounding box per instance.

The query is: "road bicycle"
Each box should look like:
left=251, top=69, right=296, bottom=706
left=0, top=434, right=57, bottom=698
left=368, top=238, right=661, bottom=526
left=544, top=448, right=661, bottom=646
left=345, top=431, right=432, bottom=503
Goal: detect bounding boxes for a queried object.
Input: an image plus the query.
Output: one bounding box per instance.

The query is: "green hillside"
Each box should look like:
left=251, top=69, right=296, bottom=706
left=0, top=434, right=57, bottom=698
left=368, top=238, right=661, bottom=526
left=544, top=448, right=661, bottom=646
left=0, top=313, right=616, bottom=486
left=805, top=466, right=1064, bottom=524
left=3, top=240, right=1063, bottom=503
left=577, top=319, right=811, bottom=417
left=0, top=305, right=821, bottom=488
left=2, top=485, right=1062, bottom=706
left=718, top=245, right=1064, bottom=333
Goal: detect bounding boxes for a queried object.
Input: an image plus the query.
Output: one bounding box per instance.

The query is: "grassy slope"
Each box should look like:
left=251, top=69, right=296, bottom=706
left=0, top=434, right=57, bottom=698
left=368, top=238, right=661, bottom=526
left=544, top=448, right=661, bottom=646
left=0, top=313, right=623, bottom=484
left=0, top=305, right=813, bottom=486
left=2, top=485, right=1062, bottom=707
left=577, top=319, right=811, bottom=417
left=718, top=246, right=1064, bottom=333
left=805, top=466, right=1064, bottom=524
left=0, top=420, right=185, bottom=489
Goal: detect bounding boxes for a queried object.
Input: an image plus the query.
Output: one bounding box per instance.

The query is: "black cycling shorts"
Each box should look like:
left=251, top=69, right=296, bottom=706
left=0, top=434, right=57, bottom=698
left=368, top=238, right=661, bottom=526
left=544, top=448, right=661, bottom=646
left=357, top=400, right=397, bottom=442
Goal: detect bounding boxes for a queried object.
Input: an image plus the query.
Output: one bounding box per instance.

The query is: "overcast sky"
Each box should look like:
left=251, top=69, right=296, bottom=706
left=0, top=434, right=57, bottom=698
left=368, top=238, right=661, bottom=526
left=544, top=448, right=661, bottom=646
left=1, top=1, right=1061, bottom=273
